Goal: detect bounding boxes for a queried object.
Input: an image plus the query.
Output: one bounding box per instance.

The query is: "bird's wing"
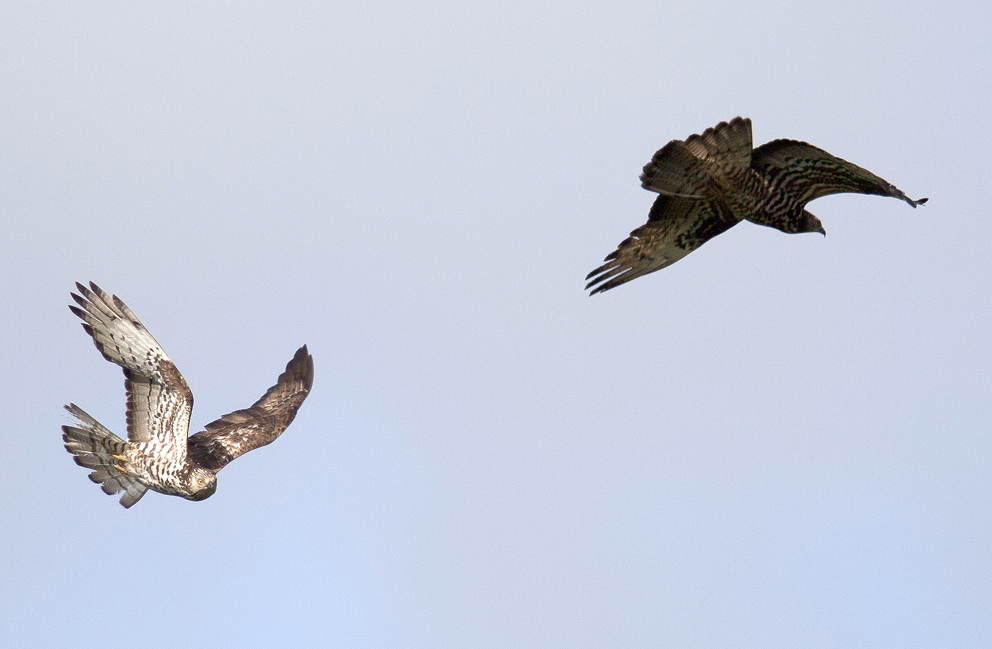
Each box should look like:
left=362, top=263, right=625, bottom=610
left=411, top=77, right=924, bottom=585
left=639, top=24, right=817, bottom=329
left=751, top=139, right=927, bottom=207
left=70, top=282, right=192, bottom=447
left=187, top=346, right=313, bottom=472
left=640, top=117, right=754, bottom=197
left=586, top=195, right=740, bottom=294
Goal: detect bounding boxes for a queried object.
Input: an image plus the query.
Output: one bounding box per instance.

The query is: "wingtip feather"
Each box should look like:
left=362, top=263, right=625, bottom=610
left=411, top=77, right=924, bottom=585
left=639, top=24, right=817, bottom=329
left=286, top=345, right=314, bottom=391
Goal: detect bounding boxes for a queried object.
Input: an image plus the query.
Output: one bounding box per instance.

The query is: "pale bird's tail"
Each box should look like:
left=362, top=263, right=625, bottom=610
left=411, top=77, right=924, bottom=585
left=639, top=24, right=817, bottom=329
left=62, top=404, right=148, bottom=508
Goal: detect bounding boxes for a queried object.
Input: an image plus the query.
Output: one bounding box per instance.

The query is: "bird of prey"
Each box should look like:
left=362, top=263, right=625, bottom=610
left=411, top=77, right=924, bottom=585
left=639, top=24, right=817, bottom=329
left=585, top=117, right=927, bottom=294
left=62, top=282, right=314, bottom=508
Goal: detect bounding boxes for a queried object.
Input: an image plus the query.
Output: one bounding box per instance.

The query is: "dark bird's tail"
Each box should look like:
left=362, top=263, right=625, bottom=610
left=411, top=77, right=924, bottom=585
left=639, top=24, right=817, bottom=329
left=62, top=404, right=148, bottom=508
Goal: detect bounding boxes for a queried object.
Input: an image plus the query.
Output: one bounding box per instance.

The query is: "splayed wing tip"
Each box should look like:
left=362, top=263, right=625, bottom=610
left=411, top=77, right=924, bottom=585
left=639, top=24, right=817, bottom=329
left=585, top=264, right=610, bottom=281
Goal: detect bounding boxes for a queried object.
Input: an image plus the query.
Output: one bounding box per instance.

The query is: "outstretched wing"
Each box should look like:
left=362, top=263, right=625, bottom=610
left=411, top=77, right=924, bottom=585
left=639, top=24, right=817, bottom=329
left=751, top=139, right=927, bottom=208
left=69, top=282, right=192, bottom=447
left=187, top=346, right=314, bottom=472
left=586, top=195, right=740, bottom=294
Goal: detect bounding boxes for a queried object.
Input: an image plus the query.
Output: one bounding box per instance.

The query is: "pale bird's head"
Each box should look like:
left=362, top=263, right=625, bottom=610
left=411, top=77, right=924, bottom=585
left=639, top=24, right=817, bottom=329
left=185, top=467, right=217, bottom=501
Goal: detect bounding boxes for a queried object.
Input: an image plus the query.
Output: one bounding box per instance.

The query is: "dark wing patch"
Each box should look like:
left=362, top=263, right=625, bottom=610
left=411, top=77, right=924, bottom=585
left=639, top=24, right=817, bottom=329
left=586, top=195, right=740, bottom=294
left=187, top=346, right=314, bottom=472
left=70, top=282, right=193, bottom=446
left=751, top=139, right=928, bottom=207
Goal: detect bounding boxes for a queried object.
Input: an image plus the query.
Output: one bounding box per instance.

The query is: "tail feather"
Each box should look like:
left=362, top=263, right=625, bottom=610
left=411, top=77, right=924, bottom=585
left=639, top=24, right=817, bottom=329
left=119, top=482, right=148, bottom=508
left=641, top=117, right=755, bottom=198
left=62, top=404, right=149, bottom=508
left=682, top=116, right=753, bottom=166
left=640, top=141, right=713, bottom=197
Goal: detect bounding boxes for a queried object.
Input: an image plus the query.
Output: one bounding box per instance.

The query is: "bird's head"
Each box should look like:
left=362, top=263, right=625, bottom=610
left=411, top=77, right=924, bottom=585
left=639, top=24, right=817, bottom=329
left=801, top=211, right=826, bottom=236
left=185, top=467, right=217, bottom=501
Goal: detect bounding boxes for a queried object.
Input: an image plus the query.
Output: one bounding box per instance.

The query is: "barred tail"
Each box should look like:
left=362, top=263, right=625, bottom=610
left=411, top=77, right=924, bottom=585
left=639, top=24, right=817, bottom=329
left=61, top=404, right=148, bottom=508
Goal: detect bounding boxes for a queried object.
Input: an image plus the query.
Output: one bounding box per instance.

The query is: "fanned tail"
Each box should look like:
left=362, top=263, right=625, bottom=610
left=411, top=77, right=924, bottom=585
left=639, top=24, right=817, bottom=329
left=640, top=117, right=754, bottom=198
left=61, top=404, right=148, bottom=508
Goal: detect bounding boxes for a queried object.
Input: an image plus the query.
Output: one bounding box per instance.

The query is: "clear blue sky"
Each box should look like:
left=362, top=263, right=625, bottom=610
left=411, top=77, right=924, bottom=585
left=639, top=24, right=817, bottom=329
left=1, top=2, right=989, bottom=647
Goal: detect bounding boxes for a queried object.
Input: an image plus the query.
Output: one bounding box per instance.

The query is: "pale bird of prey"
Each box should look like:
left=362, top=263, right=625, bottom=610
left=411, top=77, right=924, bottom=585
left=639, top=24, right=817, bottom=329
left=586, top=117, right=927, bottom=294
left=62, top=282, right=313, bottom=508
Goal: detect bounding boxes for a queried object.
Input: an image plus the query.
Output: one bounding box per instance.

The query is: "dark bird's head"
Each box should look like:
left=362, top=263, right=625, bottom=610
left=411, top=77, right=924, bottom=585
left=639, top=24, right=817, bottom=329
left=184, top=466, right=217, bottom=501
left=800, top=210, right=826, bottom=236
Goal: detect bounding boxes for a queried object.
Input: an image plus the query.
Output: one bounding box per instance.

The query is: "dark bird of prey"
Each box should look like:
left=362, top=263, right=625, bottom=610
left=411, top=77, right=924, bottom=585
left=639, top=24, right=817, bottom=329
left=585, top=117, right=927, bottom=294
left=62, top=282, right=314, bottom=508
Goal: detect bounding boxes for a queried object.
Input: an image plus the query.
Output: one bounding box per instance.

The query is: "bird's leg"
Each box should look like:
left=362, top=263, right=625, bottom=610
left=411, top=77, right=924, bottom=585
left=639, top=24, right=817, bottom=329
left=111, top=454, right=129, bottom=473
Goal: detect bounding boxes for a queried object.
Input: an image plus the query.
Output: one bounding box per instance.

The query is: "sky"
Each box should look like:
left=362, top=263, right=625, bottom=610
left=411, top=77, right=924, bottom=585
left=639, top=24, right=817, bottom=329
left=1, top=1, right=990, bottom=647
